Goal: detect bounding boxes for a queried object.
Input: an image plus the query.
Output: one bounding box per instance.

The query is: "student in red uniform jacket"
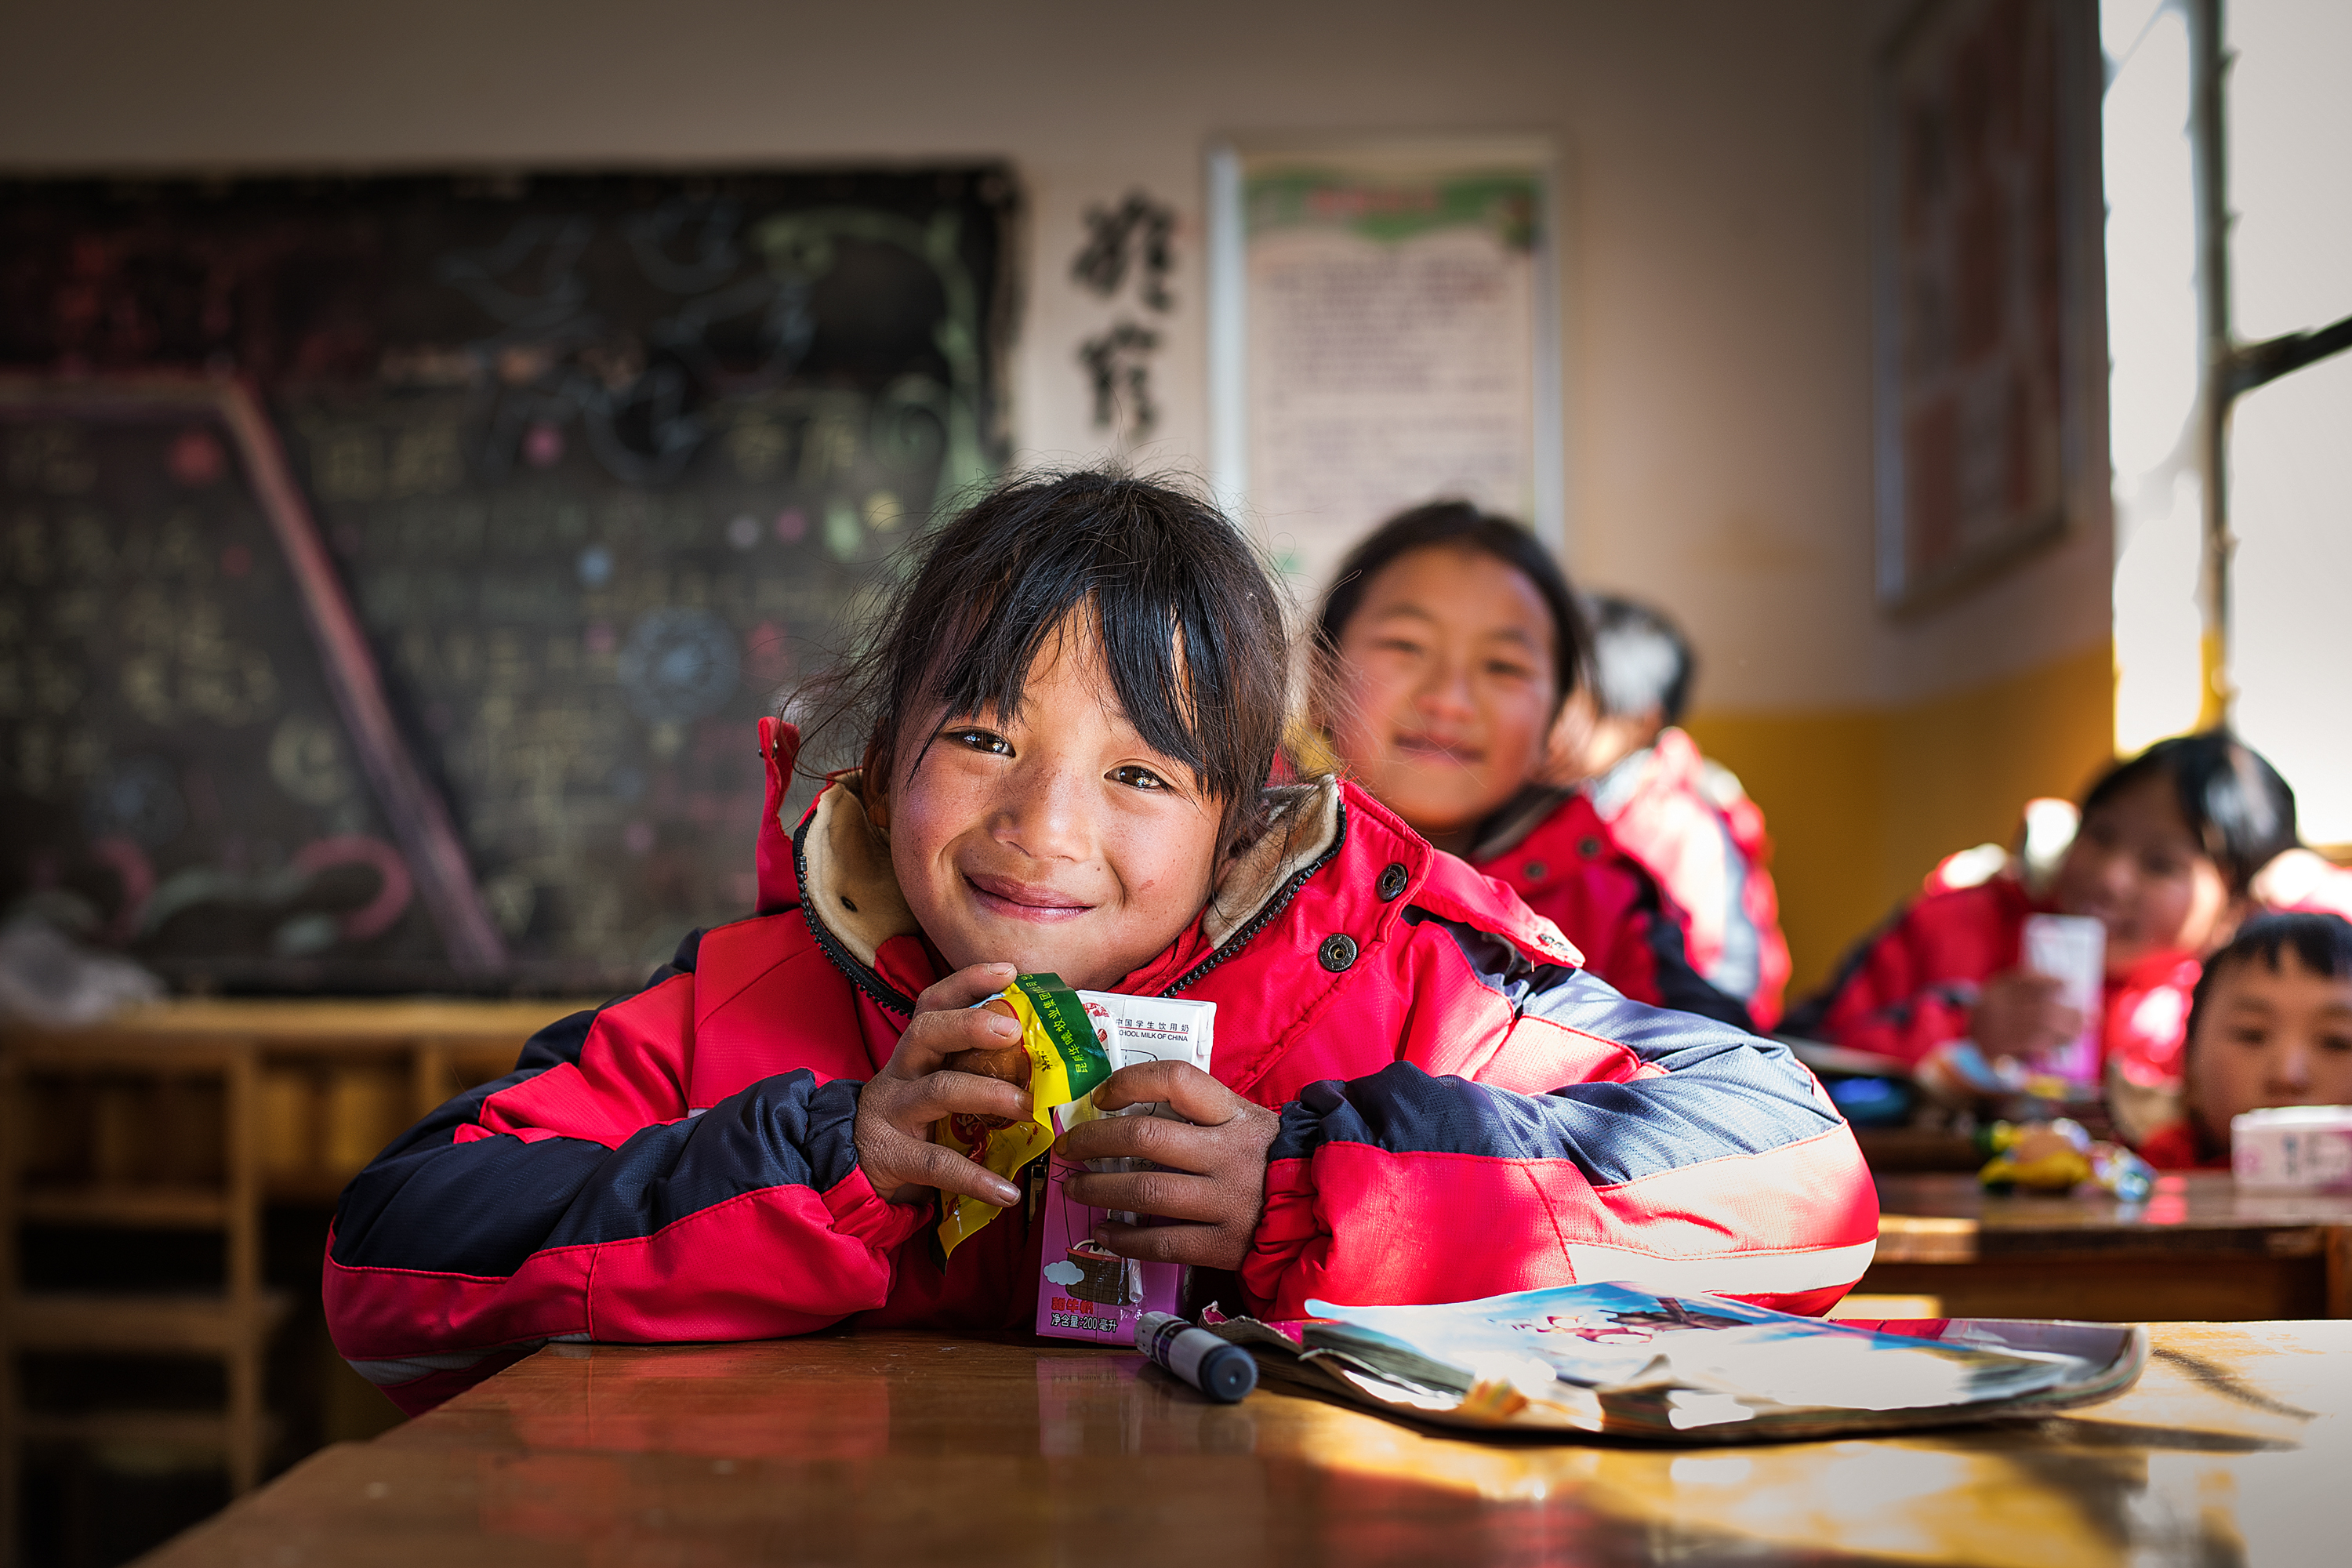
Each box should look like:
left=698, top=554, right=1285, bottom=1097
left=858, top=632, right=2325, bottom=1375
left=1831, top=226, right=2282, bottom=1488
left=325, top=474, right=1875, bottom=1412
left=1312, top=503, right=1751, bottom=1028
left=1808, top=731, right=2312, bottom=1104
left=1548, top=594, right=1792, bottom=1029
left=2137, top=913, right=2352, bottom=1169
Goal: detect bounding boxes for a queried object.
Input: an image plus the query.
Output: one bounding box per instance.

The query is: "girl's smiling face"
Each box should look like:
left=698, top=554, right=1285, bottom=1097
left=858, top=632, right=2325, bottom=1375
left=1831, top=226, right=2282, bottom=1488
left=1325, top=544, right=1559, bottom=853
left=871, top=622, right=1222, bottom=991
left=2053, top=771, right=2241, bottom=971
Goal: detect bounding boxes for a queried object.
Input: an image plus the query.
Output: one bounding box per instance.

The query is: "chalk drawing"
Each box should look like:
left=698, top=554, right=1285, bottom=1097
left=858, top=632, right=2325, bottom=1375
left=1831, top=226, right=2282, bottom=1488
left=616, top=608, right=740, bottom=722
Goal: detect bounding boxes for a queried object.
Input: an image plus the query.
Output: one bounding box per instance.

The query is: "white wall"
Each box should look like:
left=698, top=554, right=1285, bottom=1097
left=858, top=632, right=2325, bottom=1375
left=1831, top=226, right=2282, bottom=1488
left=0, top=0, right=2110, bottom=713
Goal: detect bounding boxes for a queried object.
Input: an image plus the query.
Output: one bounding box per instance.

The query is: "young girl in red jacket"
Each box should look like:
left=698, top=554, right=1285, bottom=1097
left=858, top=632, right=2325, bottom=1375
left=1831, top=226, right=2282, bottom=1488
left=1807, top=731, right=2316, bottom=1113
left=1313, top=502, right=1752, bottom=1029
left=2136, top=912, right=2352, bottom=1170
left=325, top=472, right=1874, bottom=1412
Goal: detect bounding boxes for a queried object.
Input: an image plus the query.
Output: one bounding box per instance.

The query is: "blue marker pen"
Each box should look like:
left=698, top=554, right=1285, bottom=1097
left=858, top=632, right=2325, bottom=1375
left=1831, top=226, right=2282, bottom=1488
left=1134, top=1312, right=1257, bottom=1403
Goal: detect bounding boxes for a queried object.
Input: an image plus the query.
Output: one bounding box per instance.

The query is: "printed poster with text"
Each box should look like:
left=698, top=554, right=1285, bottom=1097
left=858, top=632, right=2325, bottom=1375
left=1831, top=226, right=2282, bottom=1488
left=1242, top=158, right=1547, bottom=599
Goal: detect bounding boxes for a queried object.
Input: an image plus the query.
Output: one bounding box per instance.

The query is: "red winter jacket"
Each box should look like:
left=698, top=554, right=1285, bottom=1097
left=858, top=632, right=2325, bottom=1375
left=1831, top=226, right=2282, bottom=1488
left=1471, top=787, right=1755, bottom=1032
left=1584, top=729, right=1792, bottom=1030
left=1812, top=877, right=2203, bottom=1089
left=325, top=721, right=1875, bottom=1412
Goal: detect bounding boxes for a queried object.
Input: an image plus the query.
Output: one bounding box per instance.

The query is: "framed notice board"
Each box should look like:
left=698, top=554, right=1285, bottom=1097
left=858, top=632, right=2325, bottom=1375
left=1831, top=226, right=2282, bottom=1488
left=0, top=169, right=1017, bottom=992
left=1207, top=136, right=1563, bottom=599
left=1872, top=0, right=2106, bottom=610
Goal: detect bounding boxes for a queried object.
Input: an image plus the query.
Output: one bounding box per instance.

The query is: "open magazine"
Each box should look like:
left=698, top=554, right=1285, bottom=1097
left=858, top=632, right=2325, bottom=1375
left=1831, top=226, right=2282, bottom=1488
left=1204, top=1283, right=2147, bottom=1442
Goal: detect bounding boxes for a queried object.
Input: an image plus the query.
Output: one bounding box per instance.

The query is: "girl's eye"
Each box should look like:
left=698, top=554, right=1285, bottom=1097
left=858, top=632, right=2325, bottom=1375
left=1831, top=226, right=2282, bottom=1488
left=2230, top=1028, right=2269, bottom=1049
left=949, top=728, right=1012, bottom=757
left=2320, top=1031, right=2352, bottom=1055
left=1484, top=659, right=1534, bottom=682
left=1374, top=637, right=1426, bottom=657
left=1108, top=764, right=1170, bottom=791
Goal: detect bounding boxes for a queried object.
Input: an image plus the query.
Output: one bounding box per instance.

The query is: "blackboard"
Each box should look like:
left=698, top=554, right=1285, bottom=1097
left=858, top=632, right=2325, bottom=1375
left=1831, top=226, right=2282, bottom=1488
left=0, top=169, right=1017, bottom=992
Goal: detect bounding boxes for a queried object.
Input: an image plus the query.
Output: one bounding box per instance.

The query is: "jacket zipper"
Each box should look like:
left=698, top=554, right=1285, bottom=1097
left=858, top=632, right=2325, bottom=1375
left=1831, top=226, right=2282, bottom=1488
left=793, top=808, right=920, bottom=1018
left=1158, top=802, right=1350, bottom=997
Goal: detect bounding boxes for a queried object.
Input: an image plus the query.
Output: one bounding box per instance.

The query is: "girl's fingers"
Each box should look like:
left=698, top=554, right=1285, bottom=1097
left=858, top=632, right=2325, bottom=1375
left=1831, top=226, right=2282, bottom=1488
left=912, top=961, right=1019, bottom=1016
left=1063, top=1167, right=1227, bottom=1222
left=1088, top=1060, right=1240, bottom=1123
left=888, top=1004, right=1025, bottom=1078
left=888, top=1067, right=1032, bottom=1128
left=1054, top=1109, right=1198, bottom=1171
left=1091, top=1218, right=1236, bottom=1268
left=892, top=1137, right=1022, bottom=1208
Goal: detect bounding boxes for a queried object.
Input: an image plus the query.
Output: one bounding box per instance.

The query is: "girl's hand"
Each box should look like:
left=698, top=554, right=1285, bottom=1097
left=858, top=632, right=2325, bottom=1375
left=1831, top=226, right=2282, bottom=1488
left=1054, top=1062, right=1279, bottom=1271
left=854, top=962, right=1029, bottom=1207
left=1973, top=969, right=2085, bottom=1061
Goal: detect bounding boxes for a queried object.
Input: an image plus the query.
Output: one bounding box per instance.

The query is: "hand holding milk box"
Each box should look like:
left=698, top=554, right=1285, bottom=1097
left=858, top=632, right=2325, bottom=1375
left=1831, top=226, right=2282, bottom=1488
left=1037, top=992, right=1215, bottom=1345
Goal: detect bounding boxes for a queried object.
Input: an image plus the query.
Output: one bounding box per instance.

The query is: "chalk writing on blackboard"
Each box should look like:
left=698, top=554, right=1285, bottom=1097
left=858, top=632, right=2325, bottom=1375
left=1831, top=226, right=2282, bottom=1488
left=0, top=169, right=1017, bottom=991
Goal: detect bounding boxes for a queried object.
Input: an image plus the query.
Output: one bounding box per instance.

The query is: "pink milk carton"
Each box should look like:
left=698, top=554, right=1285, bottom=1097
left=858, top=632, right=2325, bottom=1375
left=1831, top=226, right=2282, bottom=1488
left=1035, top=993, right=1215, bottom=1344
left=2021, top=913, right=2105, bottom=1088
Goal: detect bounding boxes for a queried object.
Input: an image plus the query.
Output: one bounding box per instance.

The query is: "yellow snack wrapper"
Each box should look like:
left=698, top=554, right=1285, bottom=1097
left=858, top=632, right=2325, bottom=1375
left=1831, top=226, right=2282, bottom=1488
left=935, top=972, right=1109, bottom=1258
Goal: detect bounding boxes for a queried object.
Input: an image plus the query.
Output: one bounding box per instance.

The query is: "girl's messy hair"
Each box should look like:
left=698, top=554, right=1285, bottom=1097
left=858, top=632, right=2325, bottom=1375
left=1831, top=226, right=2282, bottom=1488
left=1311, top=499, right=1587, bottom=718
left=804, top=469, right=1292, bottom=860
left=2186, top=911, right=2352, bottom=1044
left=2080, top=729, right=2298, bottom=892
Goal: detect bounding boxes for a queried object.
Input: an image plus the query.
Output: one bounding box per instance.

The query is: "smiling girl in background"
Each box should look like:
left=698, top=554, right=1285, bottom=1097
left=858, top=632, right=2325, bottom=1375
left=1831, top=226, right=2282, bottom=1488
left=1810, top=731, right=2352, bottom=1128
left=1315, top=502, right=1751, bottom=1028
left=323, top=473, right=1871, bottom=1412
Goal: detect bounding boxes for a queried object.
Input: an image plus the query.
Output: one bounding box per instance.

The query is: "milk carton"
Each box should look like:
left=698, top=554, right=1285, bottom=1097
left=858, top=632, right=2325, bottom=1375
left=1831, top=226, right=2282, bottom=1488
left=2231, top=1105, right=2352, bottom=1192
left=1035, top=993, right=1215, bottom=1345
left=2021, top=913, right=2105, bottom=1087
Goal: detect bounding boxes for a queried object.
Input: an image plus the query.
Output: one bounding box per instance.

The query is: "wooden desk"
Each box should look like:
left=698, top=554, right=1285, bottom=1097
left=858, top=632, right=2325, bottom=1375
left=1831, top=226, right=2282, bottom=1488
left=1861, top=1171, right=2352, bottom=1321
left=132, top=1323, right=2350, bottom=1567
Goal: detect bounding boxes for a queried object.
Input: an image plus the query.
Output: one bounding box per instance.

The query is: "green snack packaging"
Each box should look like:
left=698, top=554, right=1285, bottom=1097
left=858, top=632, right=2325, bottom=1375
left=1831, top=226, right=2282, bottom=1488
left=935, top=973, right=1109, bottom=1258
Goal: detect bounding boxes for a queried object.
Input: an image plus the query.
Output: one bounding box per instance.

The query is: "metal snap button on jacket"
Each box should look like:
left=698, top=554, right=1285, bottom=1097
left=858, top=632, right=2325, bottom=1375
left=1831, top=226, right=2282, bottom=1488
left=1318, top=934, right=1359, bottom=973
left=1376, top=862, right=1409, bottom=901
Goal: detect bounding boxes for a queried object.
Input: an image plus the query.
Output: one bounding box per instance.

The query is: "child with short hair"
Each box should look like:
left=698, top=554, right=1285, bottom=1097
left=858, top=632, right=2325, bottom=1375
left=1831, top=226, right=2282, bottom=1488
left=1809, top=731, right=2301, bottom=1105
left=326, top=473, right=1873, bottom=1412
left=2138, top=913, right=2352, bottom=1169
left=1550, top=593, right=1793, bottom=1029
left=1312, top=503, right=1751, bottom=1028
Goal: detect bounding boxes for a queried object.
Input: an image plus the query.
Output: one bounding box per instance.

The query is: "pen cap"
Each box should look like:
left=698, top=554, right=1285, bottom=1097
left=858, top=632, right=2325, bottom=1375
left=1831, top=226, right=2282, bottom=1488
left=1194, top=1341, right=1258, bottom=1403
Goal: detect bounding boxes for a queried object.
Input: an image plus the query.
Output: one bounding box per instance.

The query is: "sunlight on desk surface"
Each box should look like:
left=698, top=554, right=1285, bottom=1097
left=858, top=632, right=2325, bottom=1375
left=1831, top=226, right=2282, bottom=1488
left=135, top=1321, right=2350, bottom=1568
left=1825, top=1292, right=1945, bottom=1319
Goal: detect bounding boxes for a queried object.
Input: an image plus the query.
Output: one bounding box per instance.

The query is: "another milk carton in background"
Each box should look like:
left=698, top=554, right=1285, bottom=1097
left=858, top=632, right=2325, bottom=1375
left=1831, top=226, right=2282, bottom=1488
left=2021, top=913, right=2105, bottom=1088
left=2232, top=1105, right=2352, bottom=1192
left=1036, top=994, right=1215, bottom=1345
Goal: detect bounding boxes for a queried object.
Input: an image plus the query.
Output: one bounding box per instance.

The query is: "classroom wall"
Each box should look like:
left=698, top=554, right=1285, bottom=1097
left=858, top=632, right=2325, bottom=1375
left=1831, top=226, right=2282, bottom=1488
left=1690, top=641, right=2115, bottom=996
left=0, top=0, right=2115, bottom=992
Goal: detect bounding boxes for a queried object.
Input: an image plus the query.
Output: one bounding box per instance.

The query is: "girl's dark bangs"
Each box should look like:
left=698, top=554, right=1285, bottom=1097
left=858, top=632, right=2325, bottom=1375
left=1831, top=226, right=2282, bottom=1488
left=1099, top=578, right=1225, bottom=793
left=905, top=536, right=1232, bottom=800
